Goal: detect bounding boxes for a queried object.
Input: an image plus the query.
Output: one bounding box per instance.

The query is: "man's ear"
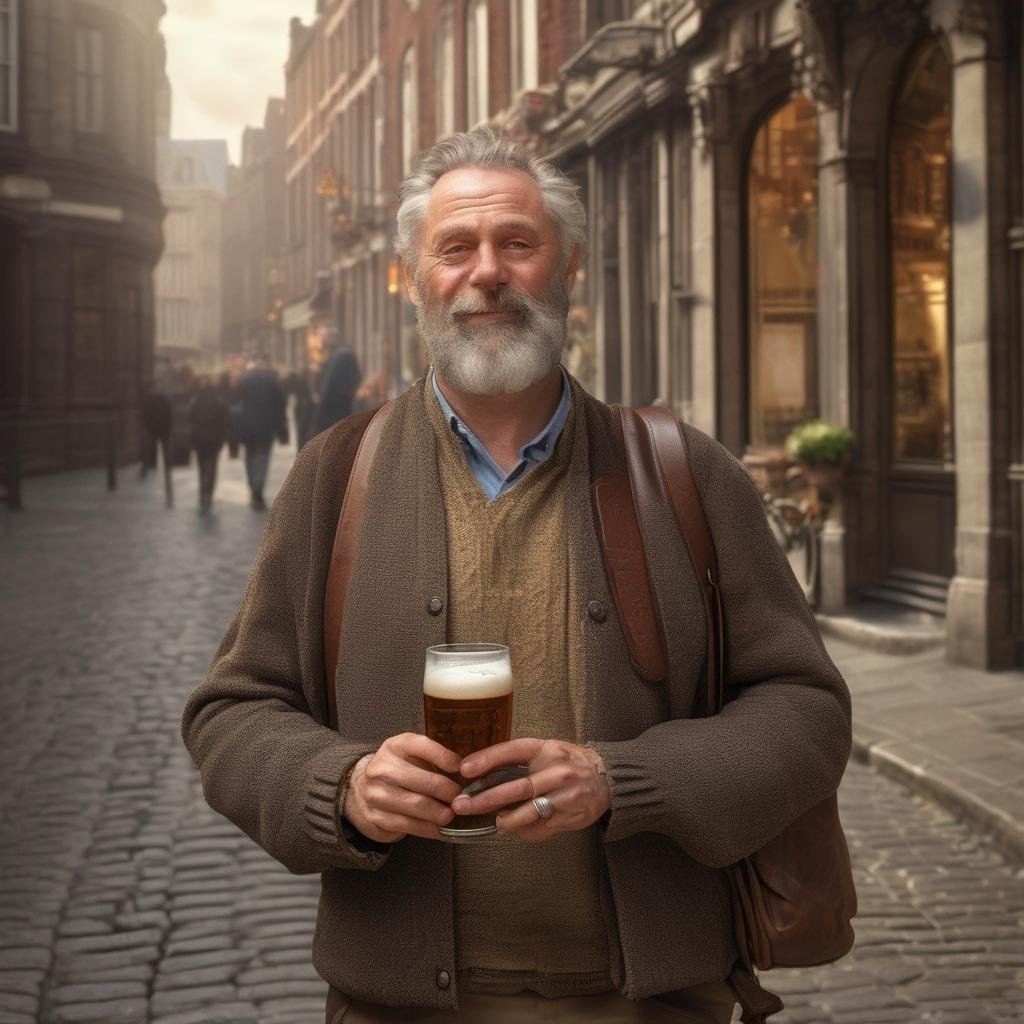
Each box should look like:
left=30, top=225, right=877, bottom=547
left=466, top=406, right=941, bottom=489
left=403, top=263, right=420, bottom=306
left=563, top=244, right=582, bottom=294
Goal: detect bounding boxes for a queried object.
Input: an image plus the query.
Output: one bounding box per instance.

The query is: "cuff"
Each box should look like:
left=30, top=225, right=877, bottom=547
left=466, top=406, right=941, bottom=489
left=303, top=743, right=391, bottom=870
left=586, top=741, right=666, bottom=844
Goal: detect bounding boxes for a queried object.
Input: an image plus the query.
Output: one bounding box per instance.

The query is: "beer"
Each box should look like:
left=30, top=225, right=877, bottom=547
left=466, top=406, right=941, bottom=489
left=423, top=644, right=513, bottom=839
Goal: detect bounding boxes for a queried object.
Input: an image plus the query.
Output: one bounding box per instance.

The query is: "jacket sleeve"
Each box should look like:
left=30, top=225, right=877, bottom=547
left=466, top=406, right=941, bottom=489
left=180, top=437, right=391, bottom=874
left=588, top=436, right=852, bottom=869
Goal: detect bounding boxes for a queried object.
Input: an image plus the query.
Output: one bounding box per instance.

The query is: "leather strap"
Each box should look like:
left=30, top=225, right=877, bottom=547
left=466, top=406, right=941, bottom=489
left=323, top=402, right=394, bottom=730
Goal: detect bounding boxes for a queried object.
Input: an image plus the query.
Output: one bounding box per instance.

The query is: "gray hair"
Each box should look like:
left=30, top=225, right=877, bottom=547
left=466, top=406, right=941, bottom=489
left=395, top=128, right=587, bottom=273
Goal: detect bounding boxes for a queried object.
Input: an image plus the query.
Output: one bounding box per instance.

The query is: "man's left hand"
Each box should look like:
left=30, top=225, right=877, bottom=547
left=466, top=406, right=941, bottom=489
left=452, top=739, right=610, bottom=843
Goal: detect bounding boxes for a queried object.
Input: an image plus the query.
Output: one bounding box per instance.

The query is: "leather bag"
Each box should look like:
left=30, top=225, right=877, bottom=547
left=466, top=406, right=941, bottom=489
left=594, top=405, right=857, bottom=1020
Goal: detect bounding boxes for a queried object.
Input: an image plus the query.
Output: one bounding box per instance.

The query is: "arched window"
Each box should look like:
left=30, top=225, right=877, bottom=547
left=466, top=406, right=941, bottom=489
left=510, top=0, right=538, bottom=96
left=435, top=5, right=454, bottom=138
left=466, top=0, right=488, bottom=127
left=400, top=45, right=417, bottom=175
left=889, top=39, right=952, bottom=462
left=747, top=95, right=819, bottom=448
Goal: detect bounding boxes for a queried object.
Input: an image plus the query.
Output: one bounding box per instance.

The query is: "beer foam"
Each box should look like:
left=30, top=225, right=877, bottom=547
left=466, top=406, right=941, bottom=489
left=423, top=663, right=513, bottom=700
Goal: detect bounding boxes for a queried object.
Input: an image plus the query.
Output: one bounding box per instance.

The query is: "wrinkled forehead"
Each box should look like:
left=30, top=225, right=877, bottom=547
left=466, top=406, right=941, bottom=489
left=424, top=167, right=554, bottom=237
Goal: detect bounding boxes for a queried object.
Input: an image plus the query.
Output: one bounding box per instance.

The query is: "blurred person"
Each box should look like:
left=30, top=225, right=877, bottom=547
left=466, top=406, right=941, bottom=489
left=286, top=370, right=316, bottom=450
left=183, top=129, right=851, bottom=1024
left=217, top=370, right=241, bottom=459
left=236, top=354, right=286, bottom=510
left=313, top=341, right=362, bottom=433
left=139, top=382, right=173, bottom=507
left=188, top=374, right=229, bottom=513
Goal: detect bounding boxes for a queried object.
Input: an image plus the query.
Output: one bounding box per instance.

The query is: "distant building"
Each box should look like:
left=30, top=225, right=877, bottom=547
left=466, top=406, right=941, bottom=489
left=154, top=139, right=228, bottom=370
left=0, top=0, right=167, bottom=473
left=222, top=99, right=287, bottom=368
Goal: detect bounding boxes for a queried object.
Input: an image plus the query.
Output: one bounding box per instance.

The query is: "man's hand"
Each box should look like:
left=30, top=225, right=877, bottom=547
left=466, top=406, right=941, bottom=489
left=342, top=733, right=463, bottom=843
left=452, top=739, right=611, bottom=843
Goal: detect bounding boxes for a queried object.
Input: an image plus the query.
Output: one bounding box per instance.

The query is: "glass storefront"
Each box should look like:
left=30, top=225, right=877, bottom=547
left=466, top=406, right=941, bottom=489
left=889, top=38, right=952, bottom=463
left=747, top=95, right=819, bottom=449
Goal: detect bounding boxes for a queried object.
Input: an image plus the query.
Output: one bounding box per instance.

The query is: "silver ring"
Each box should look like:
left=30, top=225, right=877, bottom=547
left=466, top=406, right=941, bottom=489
left=532, top=795, right=554, bottom=821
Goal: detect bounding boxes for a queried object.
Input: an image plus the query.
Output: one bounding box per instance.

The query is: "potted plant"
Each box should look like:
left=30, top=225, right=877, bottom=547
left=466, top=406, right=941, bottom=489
left=784, top=421, right=854, bottom=504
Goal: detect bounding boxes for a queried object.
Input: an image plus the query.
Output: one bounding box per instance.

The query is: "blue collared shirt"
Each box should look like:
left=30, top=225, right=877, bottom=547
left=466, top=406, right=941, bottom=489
left=431, top=369, right=572, bottom=501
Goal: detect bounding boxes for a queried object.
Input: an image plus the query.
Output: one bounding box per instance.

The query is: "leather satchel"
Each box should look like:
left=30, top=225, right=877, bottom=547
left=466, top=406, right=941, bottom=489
left=594, top=405, right=857, bottom=1021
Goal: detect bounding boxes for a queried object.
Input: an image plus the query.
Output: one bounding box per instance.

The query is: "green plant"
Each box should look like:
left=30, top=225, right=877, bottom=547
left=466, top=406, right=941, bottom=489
left=785, top=421, right=854, bottom=466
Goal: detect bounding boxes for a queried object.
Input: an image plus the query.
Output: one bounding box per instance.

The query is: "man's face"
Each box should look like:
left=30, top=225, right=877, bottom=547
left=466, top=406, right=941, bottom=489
left=410, top=167, right=579, bottom=395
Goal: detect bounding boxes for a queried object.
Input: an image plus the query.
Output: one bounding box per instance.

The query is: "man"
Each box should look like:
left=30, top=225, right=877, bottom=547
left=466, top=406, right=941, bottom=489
left=187, top=374, right=229, bottom=513
left=182, top=129, right=851, bottom=1024
left=314, top=338, right=363, bottom=434
left=235, top=354, right=286, bottom=509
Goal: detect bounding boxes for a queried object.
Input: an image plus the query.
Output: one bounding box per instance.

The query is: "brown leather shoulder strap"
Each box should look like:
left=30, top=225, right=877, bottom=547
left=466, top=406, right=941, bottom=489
left=323, top=402, right=394, bottom=730
left=619, top=405, right=725, bottom=715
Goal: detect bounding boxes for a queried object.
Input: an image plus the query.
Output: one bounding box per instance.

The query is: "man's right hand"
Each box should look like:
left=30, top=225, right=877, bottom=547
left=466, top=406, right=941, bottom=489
left=342, top=733, right=463, bottom=843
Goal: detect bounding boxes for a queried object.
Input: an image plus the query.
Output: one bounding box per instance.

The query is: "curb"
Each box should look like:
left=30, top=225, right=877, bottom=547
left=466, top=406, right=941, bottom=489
left=817, top=614, right=945, bottom=656
left=851, top=730, right=1024, bottom=866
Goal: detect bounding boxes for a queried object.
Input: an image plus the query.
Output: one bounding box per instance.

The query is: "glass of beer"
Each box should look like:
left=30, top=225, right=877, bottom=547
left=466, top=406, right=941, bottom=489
left=423, top=643, right=513, bottom=840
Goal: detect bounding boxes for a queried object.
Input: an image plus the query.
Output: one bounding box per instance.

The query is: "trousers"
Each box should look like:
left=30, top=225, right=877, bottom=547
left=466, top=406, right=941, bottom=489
left=326, top=982, right=736, bottom=1024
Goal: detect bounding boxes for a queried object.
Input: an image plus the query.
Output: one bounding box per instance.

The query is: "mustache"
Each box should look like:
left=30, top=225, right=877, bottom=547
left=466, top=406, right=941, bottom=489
left=444, top=287, right=538, bottom=322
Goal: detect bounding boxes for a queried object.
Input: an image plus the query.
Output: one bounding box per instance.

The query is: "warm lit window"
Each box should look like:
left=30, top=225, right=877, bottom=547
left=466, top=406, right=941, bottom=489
left=889, top=39, right=952, bottom=463
left=747, top=95, right=819, bottom=448
left=0, top=0, right=17, bottom=131
left=466, top=0, right=488, bottom=127
left=400, top=46, right=417, bottom=175
left=74, top=26, right=104, bottom=133
left=434, top=5, right=454, bottom=138
left=509, top=0, right=538, bottom=96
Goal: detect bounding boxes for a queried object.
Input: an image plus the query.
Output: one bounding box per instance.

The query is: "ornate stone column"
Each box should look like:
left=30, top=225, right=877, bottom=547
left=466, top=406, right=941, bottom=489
left=932, top=0, right=1016, bottom=667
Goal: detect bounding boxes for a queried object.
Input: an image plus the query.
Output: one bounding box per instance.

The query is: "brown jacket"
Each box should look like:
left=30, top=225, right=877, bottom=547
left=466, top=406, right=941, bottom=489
left=181, top=376, right=851, bottom=1009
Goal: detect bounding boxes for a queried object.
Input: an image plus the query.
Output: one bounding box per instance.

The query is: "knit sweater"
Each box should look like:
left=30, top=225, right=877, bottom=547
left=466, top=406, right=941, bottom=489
left=181, top=374, right=852, bottom=1009
left=427, top=388, right=611, bottom=996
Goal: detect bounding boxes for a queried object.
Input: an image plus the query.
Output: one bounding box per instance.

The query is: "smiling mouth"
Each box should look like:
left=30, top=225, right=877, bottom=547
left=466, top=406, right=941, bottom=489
left=459, top=311, right=518, bottom=322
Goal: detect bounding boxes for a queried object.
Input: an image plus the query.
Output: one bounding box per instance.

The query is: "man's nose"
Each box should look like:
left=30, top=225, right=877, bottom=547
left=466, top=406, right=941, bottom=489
left=467, top=243, right=508, bottom=290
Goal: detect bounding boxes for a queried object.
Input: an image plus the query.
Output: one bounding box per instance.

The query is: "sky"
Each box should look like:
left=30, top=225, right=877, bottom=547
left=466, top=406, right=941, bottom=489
left=163, top=0, right=312, bottom=163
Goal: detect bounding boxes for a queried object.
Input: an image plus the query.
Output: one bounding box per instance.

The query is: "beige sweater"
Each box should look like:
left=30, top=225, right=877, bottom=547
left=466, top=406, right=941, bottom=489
left=427, top=390, right=610, bottom=996
left=181, top=374, right=852, bottom=1009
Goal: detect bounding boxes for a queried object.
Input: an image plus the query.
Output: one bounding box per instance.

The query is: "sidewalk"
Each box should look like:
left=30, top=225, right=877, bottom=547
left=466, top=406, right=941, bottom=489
left=823, top=627, right=1024, bottom=863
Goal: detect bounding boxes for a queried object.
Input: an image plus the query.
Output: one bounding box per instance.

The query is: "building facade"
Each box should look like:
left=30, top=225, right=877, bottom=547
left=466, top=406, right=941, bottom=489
left=222, top=99, right=287, bottom=367
left=286, top=0, right=1022, bottom=668
left=154, top=139, right=228, bottom=371
left=0, top=0, right=166, bottom=473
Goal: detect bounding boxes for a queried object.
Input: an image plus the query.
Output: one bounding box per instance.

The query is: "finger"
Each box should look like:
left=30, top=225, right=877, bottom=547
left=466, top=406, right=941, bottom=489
left=371, top=811, right=451, bottom=842
left=376, top=759, right=463, bottom=803
left=451, top=764, right=570, bottom=817
left=390, top=733, right=461, bottom=774
left=372, top=787, right=455, bottom=829
left=460, top=738, right=544, bottom=779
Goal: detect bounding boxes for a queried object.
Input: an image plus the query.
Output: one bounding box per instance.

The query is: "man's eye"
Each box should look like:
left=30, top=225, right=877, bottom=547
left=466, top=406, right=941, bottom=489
left=506, top=241, right=529, bottom=249
left=443, top=246, right=468, bottom=256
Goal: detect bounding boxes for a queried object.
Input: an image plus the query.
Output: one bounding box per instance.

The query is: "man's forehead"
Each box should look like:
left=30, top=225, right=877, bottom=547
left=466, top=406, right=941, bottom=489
left=425, top=167, right=548, bottom=228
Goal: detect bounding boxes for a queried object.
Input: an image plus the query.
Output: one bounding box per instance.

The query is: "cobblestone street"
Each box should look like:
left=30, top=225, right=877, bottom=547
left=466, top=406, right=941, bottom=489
left=2, top=450, right=1023, bottom=1024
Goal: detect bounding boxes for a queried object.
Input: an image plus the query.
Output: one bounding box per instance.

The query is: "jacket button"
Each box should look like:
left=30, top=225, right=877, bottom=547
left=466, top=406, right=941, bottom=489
left=588, top=600, right=606, bottom=623
left=427, top=597, right=444, bottom=616
left=436, top=969, right=451, bottom=989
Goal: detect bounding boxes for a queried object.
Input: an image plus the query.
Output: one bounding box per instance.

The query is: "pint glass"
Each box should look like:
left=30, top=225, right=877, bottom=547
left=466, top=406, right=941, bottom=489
left=423, top=643, right=513, bottom=839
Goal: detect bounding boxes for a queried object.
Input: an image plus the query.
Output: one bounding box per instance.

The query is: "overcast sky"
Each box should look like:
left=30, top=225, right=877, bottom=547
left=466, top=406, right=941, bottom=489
left=163, top=0, right=312, bottom=162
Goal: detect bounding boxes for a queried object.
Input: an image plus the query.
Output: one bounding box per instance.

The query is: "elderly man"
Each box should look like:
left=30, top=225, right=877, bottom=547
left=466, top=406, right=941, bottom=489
left=182, top=128, right=851, bottom=1024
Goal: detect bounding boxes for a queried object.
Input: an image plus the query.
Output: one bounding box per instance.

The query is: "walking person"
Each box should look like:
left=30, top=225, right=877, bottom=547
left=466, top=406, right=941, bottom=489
left=188, top=374, right=229, bottom=513
left=183, top=129, right=852, bottom=1024
left=236, top=355, right=286, bottom=510
left=286, top=370, right=316, bottom=450
left=139, top=382, right=173, bottom=507
left=313, top=340, right=362, bottom=434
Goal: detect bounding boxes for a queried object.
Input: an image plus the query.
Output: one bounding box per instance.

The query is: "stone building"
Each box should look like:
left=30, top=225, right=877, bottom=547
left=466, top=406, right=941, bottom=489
left=154, top=139, right=228, bottom=371
left=0, top=0, right=167, bottom=473
left=222, top=99, right=287, bottom=367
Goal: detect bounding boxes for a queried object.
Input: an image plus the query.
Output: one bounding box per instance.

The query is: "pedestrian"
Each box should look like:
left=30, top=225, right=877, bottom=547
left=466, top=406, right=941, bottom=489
left=188, top=374, right=229, bottom=513
left=235, top=354, right=286, bottom=510
left=313, top=340, right=362, bottom=434
left=286, top=370, right=316, bottom=450
left=139, top=382, right=173, bottom=508
left=182, top=128, right=851, bottom=1024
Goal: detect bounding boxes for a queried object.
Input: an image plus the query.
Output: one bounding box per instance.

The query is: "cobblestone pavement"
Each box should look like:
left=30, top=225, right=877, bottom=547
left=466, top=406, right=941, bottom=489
left=2, top=451, right=1023, bottom=1024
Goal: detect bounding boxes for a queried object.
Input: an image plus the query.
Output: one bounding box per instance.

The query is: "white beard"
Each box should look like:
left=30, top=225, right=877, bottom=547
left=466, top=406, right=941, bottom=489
left=415, top=277, right=570, bottom=395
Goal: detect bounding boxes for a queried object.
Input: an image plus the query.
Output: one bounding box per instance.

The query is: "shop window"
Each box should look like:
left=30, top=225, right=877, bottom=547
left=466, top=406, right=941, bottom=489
left=889, top=39, right=952, bottom=463
left=72, top=248, right=107, bottom=400
left=74, top=26, right=104, bottom=134
left=0, top=0, right=18, bottom=132
left=400, top=46, right=417, bottom=174
left=747, top=95, right=819, bottom=449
